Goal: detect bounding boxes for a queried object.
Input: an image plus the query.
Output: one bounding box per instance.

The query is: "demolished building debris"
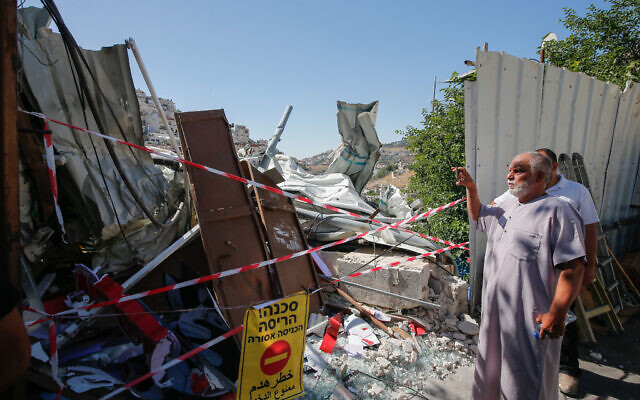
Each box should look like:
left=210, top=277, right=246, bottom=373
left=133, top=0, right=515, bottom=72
left=13, top=7, right=474, bottom=397
left=7, top=3, right=639, bottom=400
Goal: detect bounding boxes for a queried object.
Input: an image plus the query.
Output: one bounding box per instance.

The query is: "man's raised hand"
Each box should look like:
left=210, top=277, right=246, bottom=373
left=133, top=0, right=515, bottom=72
left=452, top=166, right=475, bottom=188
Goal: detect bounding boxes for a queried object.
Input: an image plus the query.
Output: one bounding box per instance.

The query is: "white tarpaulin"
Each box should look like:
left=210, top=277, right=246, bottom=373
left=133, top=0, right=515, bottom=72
left=379, top=184, right=412, bottom=219
left=267, top=154, right=376, bottom=215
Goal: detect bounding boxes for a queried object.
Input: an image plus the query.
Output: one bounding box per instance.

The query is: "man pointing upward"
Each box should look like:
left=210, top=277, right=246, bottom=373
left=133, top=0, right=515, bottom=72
left=454, top=151, right=585, bottom=400
left=494, top=148, right=599, bottom=395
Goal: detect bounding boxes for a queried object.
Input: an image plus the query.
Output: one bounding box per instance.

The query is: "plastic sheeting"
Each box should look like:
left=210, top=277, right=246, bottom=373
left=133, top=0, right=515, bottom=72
left=379, top=185, right=412, bottom=219
left=326, top=101, right=382, bottom=193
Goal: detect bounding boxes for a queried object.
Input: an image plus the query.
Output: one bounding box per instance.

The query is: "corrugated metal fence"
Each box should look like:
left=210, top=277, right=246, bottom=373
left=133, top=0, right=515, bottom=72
left=465, top=49, right=640, bottom=310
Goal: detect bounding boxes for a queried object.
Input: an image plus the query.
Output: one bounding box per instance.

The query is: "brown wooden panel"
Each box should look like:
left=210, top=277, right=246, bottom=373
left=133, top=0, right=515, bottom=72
left=242, top=162, right=324, bottom=312
left=1, top=0, right=20, bottom=287
left=175, top=110, right=278, bottom=330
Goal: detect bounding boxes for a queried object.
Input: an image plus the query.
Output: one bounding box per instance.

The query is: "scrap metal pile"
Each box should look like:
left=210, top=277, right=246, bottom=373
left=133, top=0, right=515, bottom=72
left=15, top=4, right=474, bottom=399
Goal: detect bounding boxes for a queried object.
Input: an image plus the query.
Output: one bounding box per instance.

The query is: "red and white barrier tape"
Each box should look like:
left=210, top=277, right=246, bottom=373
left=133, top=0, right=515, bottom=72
left=18, top=108, right=464, bottom=231
left=100, top=325, right=243, bottom=400
left=48, top=322, right=63, bottom=399
left=27, top=204, right=466, bottom=326
left=20, top=108, right=468, bottom=326
left=43, top=121, right=67, bottom=243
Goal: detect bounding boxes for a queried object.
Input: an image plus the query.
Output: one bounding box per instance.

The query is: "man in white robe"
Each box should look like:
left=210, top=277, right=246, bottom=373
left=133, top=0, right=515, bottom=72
left=493, top=148, right=599, bottom=395
left=453, top=152, right=585, bottom=400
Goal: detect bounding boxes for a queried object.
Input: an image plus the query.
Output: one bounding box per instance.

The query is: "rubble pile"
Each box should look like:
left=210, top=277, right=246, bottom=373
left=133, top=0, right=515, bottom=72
left=13, top=4, right=476, bottom=399
left=302, top=307, right=480, bottom=399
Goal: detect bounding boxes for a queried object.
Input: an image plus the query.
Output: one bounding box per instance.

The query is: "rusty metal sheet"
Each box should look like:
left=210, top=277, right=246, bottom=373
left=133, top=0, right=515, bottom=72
left=242, top=161, right=324, bottom=312
left=175, top=110, right=279, bottom=330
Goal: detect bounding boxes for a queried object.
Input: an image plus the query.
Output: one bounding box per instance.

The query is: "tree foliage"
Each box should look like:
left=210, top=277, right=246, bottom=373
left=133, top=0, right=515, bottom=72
left=543, top=0, right=640, bottom=87
left=400, top=74, right=467, bottom=246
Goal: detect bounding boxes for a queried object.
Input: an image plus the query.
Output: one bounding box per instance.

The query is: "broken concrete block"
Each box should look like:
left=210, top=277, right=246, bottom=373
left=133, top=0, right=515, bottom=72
left=367, top=383, right=385, bottom=397
left=444, top=316, right=458, bottom=329
left=458, top=320, right=480, bottom=336
left=428, top=276, right=442, bottom=294
left=440, top=274, right=469, bottom=315
left=401, top=340, right=417, bottom=363
left=460, top=313, right=476, bottom=323
left=307, top=313, right=328, bottom=337
left=372, top=357, right=392, bottom=376
left=326, top=248, right=433, bottom=309
left=453, top=332, right=467, bottom=341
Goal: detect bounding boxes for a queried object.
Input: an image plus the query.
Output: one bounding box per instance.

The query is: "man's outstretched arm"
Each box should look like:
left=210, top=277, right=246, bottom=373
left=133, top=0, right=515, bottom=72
left=452, top=166, right=481, bottom=221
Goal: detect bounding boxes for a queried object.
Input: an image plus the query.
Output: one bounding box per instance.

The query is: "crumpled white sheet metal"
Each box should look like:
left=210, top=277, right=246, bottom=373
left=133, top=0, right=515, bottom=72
left=379, top=184, right=412, bottom=219
left=267, top=154, right=377, bottom=215
left=326, top=101, right=382, bottom=193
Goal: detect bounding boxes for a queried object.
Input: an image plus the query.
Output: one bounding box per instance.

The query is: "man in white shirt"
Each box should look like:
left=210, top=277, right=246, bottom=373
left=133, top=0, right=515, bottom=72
left=494, top=148, right=599, bottom=396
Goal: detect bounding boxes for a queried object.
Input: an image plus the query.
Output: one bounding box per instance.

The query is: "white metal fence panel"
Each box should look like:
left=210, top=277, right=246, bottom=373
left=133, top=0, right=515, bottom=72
left=466, top=49, right=640, bottom=309
left=601, top=83, right=640, bottom=253
left=538, top=64, right=621, bottom=211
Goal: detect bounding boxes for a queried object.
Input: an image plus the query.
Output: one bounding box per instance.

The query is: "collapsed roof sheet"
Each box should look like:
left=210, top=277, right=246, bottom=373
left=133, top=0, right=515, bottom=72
left=18, top=7, right=169, bottom=240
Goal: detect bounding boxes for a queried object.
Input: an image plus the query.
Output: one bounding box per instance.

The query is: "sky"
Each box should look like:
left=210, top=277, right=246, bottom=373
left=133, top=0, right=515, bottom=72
left=22, top=0, right=606, bottom=158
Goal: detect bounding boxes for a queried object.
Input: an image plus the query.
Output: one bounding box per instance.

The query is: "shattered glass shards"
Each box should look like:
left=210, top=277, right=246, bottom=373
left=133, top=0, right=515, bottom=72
left=303, top=329, right=475, bottom=399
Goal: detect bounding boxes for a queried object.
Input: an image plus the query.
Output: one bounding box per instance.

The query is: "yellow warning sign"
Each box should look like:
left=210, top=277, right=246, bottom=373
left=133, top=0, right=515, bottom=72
left=237, top=293, right=309, bottom=400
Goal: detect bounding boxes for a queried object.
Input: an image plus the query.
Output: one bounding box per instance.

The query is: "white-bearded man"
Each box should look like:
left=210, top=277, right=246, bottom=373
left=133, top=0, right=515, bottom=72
left=453, top=152, right=585, bottom=400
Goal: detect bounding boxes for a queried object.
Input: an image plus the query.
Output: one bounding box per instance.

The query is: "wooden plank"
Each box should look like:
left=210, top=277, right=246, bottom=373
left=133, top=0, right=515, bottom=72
left=242, top=161, right=324, bottom=313
left=1, top=0, right=20, bottom=287
left=175, top=110, right=278, bottom=332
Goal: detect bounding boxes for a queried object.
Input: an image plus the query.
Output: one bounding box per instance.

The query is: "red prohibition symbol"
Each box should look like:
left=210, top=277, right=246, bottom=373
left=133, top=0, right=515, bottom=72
left=260, top=340, right=291, bottom=375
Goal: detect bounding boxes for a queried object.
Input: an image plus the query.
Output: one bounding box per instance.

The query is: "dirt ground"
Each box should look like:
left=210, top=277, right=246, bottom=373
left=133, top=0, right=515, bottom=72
left=419, top=310, right=640, bottom=400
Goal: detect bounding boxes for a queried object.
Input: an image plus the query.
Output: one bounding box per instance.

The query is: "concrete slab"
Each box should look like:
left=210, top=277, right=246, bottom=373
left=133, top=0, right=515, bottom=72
left=322, top=248, right=433, bottom=309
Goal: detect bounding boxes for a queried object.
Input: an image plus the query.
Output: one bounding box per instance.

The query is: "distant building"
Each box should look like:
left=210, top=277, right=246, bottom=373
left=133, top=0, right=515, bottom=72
left=136, top=90, right=263, bottom=154
left=136, top=89, right=179, bottom=144
left=146, top=132, right=172, bottom=146
left=231, top=125, right=250, bottom=146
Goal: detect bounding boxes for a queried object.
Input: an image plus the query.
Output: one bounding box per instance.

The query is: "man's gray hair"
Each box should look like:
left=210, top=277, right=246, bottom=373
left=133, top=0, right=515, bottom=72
left=528, top=151, right=552, bottom=185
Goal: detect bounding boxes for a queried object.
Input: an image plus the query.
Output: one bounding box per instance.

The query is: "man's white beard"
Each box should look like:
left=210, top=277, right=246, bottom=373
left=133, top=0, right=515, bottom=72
left=508, top=178, right=532, bottom=197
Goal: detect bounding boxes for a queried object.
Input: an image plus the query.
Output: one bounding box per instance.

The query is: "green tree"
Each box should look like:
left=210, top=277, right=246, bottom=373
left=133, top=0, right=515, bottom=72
left=400, top=73, right=468, bottom=247
left=543, top=0, right=640, bottom=87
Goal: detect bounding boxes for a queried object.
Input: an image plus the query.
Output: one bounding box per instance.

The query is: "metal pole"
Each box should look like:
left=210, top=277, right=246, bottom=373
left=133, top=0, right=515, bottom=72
left=125, top=37, right=182, bottom=157
left=431, top=75, right=437, bottom=112
left=319, top=275, right=440, bottom=309
left=122, top=224, right=200, bottom=291
left=126, top=37, right=191, bottom=223
left=259, top=105, right=293, bottom=170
